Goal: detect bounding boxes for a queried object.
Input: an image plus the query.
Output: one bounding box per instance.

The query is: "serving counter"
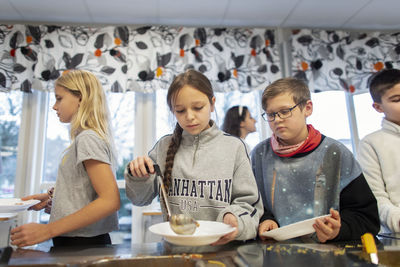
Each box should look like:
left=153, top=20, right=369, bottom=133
left=7, top=236, right=400, bottom=267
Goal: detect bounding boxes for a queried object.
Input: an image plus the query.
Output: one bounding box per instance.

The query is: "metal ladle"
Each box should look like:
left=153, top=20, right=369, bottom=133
left=153, top=164, right=199, bottom=235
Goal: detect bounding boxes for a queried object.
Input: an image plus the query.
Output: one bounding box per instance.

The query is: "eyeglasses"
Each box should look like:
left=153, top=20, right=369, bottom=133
left=262, top=101, right=304, bottom=122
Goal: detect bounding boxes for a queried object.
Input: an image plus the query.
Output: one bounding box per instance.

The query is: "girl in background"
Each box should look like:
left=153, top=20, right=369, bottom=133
left=125, top=69, right=262, bottom=245
left=11, top=70, right=120, bottom=247
left=222, top=105, right=256, bottom=153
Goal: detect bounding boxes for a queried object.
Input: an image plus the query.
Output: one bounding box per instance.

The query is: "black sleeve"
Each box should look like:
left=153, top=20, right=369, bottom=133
left=333, top=174, right=380, bottom=241
left=260, top=207, right=279, bottom=226
left=251, top=146, right=279, bottom=227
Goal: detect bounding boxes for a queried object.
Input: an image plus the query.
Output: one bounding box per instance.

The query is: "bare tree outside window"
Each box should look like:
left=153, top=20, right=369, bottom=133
left=0, top=92, right=22, bottom=198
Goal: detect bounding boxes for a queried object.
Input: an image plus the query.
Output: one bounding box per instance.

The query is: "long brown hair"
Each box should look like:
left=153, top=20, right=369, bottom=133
left=164, top=69, right=214, bottom=191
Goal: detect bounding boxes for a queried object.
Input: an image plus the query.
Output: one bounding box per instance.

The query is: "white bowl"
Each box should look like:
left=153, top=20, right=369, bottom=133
left=149, top=220, right=236, bottom=246
left=261, top=214, right=331, bottom=241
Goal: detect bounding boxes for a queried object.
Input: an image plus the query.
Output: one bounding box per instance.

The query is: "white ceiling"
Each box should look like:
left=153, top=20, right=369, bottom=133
left=0, top=0, right=399, bottom=31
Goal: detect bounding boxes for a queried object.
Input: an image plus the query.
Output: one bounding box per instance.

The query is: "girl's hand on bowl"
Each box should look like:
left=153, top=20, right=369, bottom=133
left=211, top=213, right=238, bottom=245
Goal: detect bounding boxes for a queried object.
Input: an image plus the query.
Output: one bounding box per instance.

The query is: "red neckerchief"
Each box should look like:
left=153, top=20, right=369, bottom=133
left=271, top=124, right=322, bottom=157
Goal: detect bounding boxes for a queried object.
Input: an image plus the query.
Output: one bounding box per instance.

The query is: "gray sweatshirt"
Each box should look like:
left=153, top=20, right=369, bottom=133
left=125, top=122, right=263, bottom=240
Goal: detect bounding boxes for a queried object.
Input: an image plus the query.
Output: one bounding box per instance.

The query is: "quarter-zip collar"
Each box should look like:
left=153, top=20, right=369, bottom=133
left=180, top=121, right=222, bottom=147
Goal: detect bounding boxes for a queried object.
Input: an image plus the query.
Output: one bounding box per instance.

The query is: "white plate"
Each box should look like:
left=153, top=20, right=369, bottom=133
left=0, top=213, right=17, bottom=220
left=149, top=220, right=236, bottom=246
left=261, top=214, right=331, bottom=241
left=0, top=198, right=40, bottom=213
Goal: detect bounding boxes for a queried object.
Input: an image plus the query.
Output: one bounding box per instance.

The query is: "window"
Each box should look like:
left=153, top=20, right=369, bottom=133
left=156, top=89, right=266, bottom=150
left=156, top=89, right=174, bottom=140
left=41, top=91, right=136, bottom=244
left=214, top=90, right=264, bottom=150
left=107, top=92, right=135, bottom=176
left=0, top=91, right=22, bottom=198
left=108, top=92, right=135, bottom=244
left=12, top=82, right=379, bottom=246
left=38, top=92, right=70, bottom=230
left=43, top=93, right=69, bottom=183
left=353, top=92, right=383, bottom=140
left=308, top=91, right=352, bottom=151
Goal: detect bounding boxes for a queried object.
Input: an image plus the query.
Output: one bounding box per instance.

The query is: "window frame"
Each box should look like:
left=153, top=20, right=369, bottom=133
left=12, top=86, right=368, bottom=243
left=11, top=29, right=373, bottom=242
left=14, top=90, right=48, bottom=224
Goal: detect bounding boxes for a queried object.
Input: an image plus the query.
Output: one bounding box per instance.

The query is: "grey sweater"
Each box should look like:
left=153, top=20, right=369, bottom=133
left=125, top=123, right=263, bottom=240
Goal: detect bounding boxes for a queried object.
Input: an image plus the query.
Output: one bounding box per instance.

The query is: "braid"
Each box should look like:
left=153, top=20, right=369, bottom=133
left=164, top=69, right=214, bottom=192
left=164, top=123, right=183, bottom=192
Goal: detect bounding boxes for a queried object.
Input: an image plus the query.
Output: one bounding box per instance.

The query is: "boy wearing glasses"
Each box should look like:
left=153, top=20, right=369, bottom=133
left=358, top=69, right=400, bottom=234
left=251, top=77, right=379, bottom=242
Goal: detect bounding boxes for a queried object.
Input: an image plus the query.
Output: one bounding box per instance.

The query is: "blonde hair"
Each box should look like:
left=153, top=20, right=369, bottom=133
left=55, top=70, right=111, bottom=142
left=262, top=77, right=311, bottom=111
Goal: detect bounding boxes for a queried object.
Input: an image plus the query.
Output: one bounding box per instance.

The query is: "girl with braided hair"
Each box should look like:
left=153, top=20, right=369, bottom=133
left=125, top=69, right=263, bottom=245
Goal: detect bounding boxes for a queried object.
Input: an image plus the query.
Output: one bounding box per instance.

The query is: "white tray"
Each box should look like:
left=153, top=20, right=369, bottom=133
left=0, top=198, right=40, bottom=213
left=261, top=214, right=331, bottom=241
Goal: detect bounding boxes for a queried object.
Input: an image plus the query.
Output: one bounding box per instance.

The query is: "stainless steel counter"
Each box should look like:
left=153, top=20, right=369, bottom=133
left=7, top=236, right=400, bottom=267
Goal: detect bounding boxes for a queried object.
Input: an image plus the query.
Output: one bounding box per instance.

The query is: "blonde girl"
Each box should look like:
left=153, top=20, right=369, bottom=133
left=125, top=69, right=263, bottom=245
left=11, top=70, right=120, bottom=247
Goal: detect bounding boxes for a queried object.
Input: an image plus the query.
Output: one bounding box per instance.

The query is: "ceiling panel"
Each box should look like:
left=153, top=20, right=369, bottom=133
left=9, top=0, right=89, bottom=23
left=344, top=0, right=400, bottom=30
left=86, top=0, right=159, bottom=25
left=159, top=0, right=229, bottom=26
left=283, top=0, right=370, bottom=29
left=223, top=0, right=299, bottom=27
left=0, top=0, right=23, bottom=21
left=0, top=0, right=399, bottom=30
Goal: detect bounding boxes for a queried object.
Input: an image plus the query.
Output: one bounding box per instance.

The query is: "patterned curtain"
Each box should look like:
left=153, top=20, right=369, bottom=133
left=291, top=29, right=400, bottom=93
left=0, top=25, right=280, bottom=93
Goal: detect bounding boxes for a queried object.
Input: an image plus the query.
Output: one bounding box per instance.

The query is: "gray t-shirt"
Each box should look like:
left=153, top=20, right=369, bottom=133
left=49, top=130, right=119, bottom=237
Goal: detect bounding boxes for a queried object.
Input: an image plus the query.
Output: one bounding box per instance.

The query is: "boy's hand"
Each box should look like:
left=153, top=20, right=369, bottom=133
left=313, top=208, right=341, bottom=243
left=211, top=213, right=238, bottom=245
left=128, top=156, right=154, bottom=178
left=258, top=219, right=279, bottom=241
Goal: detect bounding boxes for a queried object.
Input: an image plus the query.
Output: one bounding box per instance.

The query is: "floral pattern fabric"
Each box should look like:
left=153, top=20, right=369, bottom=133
left=0, top=25, right=281, bottom=93
left=292, top=29, right=400, bottom=93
